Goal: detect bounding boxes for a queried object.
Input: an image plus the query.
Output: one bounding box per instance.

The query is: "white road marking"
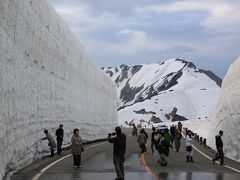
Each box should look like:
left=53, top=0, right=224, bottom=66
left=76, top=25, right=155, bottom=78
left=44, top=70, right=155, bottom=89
left=32, top=142, right=107, bottom=180
left=182, top=133, right=240, bottom=173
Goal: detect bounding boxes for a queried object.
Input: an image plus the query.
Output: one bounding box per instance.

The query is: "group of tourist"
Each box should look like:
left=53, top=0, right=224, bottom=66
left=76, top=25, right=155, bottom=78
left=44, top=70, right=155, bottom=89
left=42, top=123, right=224, bottom=180
left=133, top=122, right=224, bottom=167
left=42, top=124, right=84, bottom=168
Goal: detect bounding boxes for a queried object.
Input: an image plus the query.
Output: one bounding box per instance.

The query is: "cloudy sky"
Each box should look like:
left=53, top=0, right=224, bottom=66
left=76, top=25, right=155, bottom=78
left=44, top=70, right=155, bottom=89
left=50, top=0, right=240, bottom=78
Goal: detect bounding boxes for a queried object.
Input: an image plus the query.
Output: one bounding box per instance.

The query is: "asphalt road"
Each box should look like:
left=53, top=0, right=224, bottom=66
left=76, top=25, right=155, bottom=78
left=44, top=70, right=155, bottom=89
left=11, top=129, right=240, bottom=180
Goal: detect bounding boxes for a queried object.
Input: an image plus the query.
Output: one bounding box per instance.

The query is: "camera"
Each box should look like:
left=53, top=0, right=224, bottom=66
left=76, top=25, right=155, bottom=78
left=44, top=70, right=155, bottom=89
left=108, top=132, right=116, bottom=136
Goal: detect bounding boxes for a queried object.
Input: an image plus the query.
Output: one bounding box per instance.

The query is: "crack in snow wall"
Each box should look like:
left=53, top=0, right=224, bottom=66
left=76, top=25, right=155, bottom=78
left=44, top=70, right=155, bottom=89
left=0, top=0, right=117, bottom=179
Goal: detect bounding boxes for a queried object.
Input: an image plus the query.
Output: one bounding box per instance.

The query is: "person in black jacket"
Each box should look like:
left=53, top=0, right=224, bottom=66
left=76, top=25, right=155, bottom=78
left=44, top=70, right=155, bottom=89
left=108, top=126, right=126, bottom=180
left=55, top=124, right=64, bottom=155
left=151, top=127, right=157, bottom=154
left=212, top=130, right=224, bottom=165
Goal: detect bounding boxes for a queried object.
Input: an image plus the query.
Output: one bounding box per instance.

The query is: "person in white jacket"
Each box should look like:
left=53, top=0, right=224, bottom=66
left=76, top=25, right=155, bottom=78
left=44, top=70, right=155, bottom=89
left=186, top=130, right=193, bottom=162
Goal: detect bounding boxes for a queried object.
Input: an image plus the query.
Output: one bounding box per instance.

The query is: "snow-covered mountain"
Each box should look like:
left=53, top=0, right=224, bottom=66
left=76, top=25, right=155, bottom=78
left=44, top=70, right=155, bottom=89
left=103, top=58, right=222, bottom=126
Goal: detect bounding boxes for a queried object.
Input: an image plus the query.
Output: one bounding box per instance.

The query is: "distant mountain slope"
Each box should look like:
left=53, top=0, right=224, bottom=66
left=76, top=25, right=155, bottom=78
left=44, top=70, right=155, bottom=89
left=103, top=58, right=222, bottom=126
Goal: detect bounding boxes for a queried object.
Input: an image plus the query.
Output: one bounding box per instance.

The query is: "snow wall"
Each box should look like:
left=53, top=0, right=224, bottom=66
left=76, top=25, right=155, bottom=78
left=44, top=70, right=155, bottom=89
left=207, top=57, right=240, bottom=162
left=0, top=0, right=117, bottom=179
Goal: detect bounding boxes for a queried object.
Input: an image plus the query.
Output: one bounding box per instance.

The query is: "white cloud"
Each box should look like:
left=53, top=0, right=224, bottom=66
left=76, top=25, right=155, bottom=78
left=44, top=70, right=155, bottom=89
left=137, top=1, right=240, bottom=33
left=201, top=3, right=240, bottom=33
left=53, top=3, right=120, bottom=31
left=49, top=0, right=240, bottom=77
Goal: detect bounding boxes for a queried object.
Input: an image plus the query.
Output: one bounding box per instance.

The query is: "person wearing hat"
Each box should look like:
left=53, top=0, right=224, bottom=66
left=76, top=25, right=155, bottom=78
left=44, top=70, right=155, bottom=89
left=108, top=127, right=126, bottom=180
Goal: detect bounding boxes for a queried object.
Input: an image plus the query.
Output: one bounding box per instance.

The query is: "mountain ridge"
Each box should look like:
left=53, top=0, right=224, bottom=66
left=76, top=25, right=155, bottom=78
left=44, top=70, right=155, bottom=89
left=103, top=58, right=222, bottom=126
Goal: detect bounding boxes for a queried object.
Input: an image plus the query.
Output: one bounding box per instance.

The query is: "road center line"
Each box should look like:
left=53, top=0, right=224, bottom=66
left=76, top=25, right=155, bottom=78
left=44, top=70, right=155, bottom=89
left=139, top=140, right=161, bottom=180
left=32, top=141, right=107, bottom=180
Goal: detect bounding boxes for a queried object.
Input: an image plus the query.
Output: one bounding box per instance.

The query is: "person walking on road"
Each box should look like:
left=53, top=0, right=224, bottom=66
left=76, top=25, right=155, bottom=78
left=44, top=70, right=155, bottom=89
left=132, top=125, right=138, bottom=136
left=108, top=126, right=126, bottom=180
left=175, top=129, right=182, bottom=152
left=178, top=121, right=183, bottom=132
left=212, top=130, right=224, bottom=165
left=151, top=127, right=158, bottom=154
left=55, top=124, right=64, bottom=155
left=186, top=130, right=193, bottom=162
left=42, top=130, right=57, bottom=157
left=164, top=129, right=173, bottom=157
left=170, top=125, right=176, bottom=143
left=137, top=128, right=147, bottom=153
left=71, top=128, right=84, bottom=168
left=157, top=132, right=168, bottom=166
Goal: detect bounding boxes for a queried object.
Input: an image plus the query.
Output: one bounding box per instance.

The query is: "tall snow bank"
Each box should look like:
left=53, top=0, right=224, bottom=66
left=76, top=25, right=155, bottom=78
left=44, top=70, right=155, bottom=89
left=0, top=0, right=117, bottom=179
left=207, top=57, right=240, bottom=162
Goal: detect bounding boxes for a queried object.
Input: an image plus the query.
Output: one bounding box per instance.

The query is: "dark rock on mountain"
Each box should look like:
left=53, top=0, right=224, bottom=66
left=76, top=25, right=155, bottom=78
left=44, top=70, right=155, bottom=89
left=120, top=81, right=144, bottom=104
left=105, top=70, right=113, bottom=77
left=172, top=114, right=188, bottom=122
left=134, top=109, right=156, bottom=115
left=199, top=69, right=222, bottom=87
left=131, top=65, right=143, bottom=75
left=158, top=71, right=183, bottom=92
left=150, top=116, right=162, bottom=123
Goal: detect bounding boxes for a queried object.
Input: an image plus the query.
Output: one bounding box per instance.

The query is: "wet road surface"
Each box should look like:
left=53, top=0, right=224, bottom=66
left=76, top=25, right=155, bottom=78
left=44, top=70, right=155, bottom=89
left=12, top=129, right=240, bottom=180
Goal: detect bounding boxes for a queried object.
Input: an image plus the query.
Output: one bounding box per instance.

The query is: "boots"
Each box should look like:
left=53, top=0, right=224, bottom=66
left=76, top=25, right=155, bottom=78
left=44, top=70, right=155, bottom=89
left=190, top=156, right=194, bottom=162
left=186, top=156, right=189, bottom=162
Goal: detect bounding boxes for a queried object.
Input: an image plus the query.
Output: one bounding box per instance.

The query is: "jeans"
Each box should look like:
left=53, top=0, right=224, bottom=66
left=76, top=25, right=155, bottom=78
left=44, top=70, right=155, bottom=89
left=213, top=148, right=224, bottom=164
left=73, top=155, right=81, bottom=166
left=113, top=154, right=125, bottom=178
left=57, top=140, right=63, bottom=154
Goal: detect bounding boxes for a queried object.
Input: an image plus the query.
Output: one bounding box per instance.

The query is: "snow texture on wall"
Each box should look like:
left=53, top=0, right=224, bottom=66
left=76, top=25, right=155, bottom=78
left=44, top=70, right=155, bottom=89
left=0, top=0, right=117, bottom=179
left=207, top=57, right=240, bottom=162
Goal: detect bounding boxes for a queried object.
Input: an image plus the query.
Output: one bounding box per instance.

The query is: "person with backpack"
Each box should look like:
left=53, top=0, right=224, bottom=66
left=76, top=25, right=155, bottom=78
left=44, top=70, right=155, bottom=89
left=157, top=132, right=168, bottom=166
left=42, top=130, right=57, bottom=157
left=186, top=130, right=193, bottom=162
left=137, top=128, right=147, bottom=153
left=108, top=126, right=126, bottom=180
left=212, top=130, right=224, bottom=165
left=175, top=129, right=182, bottom=152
